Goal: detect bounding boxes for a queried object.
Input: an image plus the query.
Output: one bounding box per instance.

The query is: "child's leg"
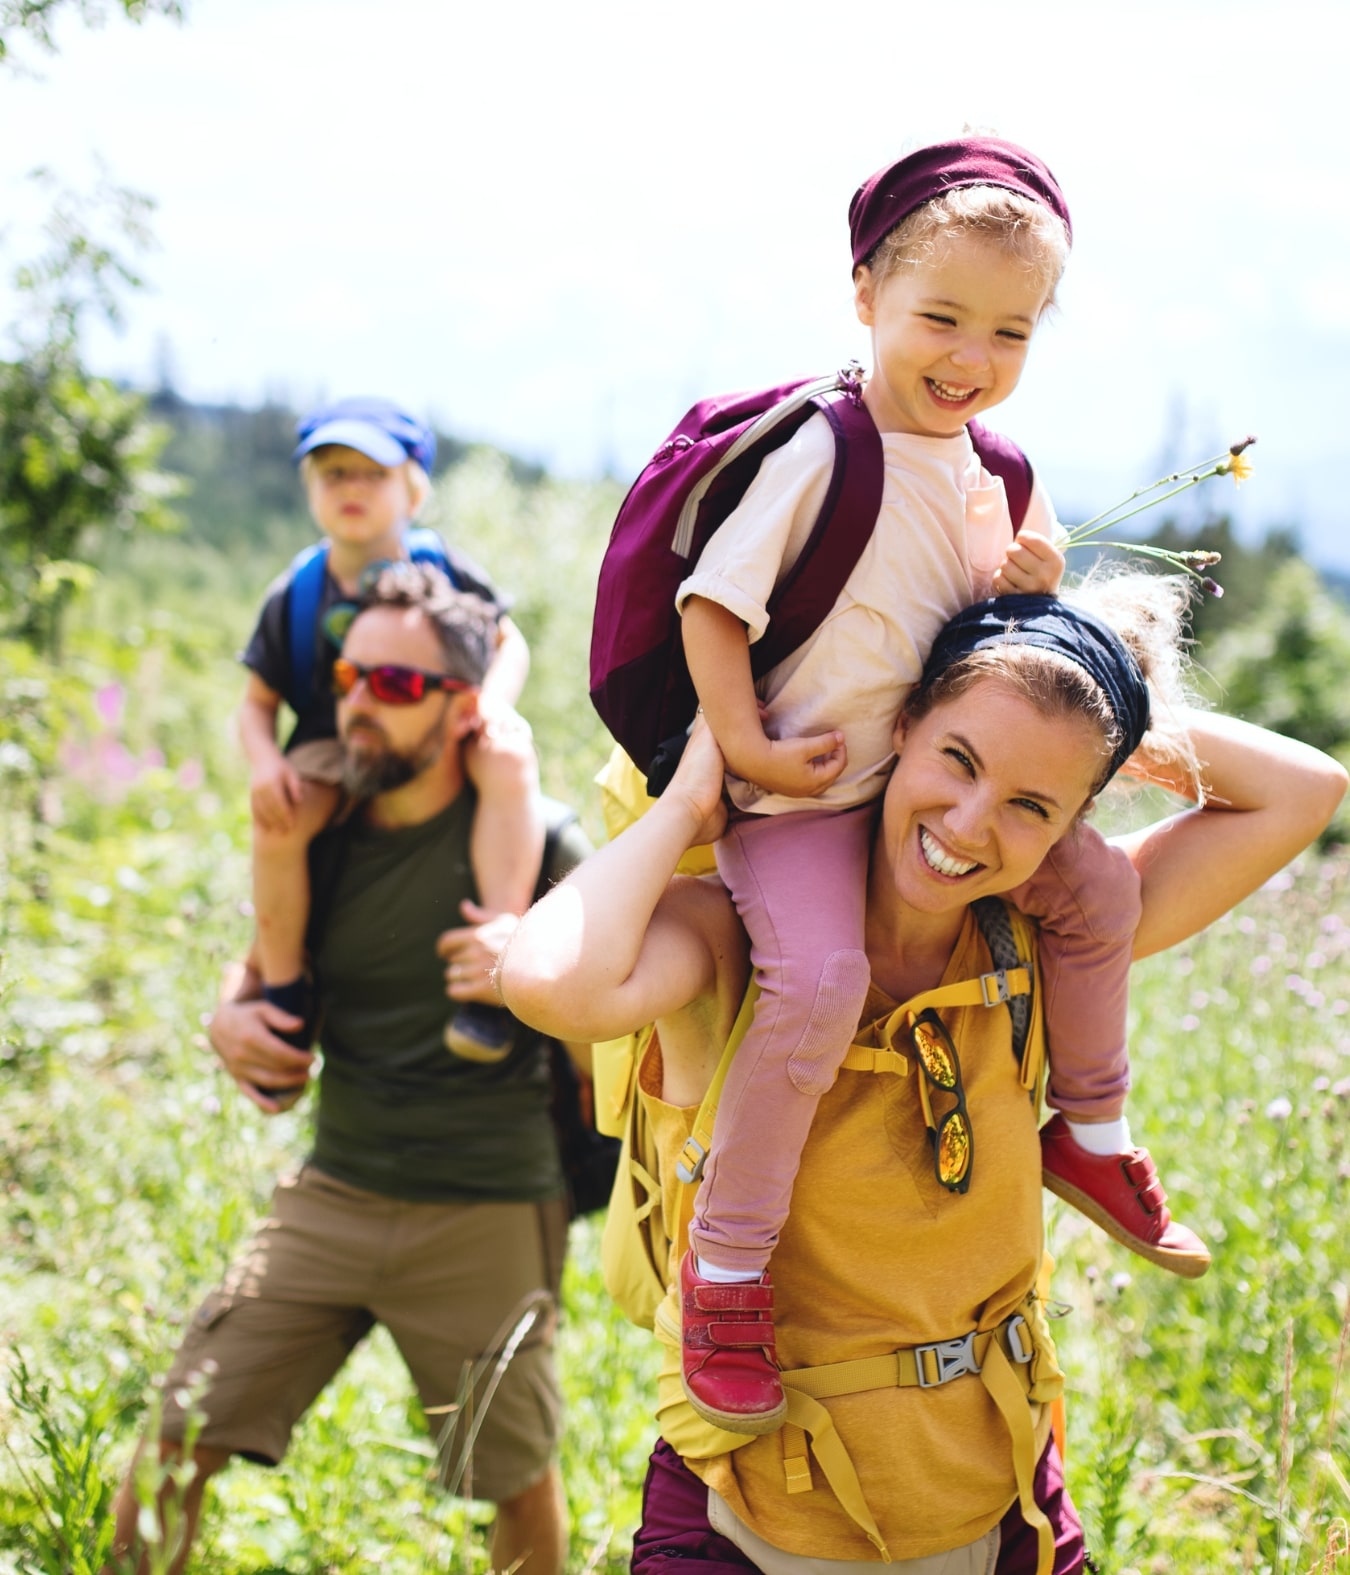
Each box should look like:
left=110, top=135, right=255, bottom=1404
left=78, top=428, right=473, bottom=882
left=464, top=719, right=546, bottom=917
left=678, top=803, right=873, bottom=1432
left=253, top=778, right=340, bottom=987
left=1011, top=824, right=1140, bottom=1124
left=252, top=778, right=339, bottom=1049
left=691, top=803, right=874, bottom=1277
left=445, top=715, right=546, bottom=1063
left=1012, top=825, right=1209, bottom=1276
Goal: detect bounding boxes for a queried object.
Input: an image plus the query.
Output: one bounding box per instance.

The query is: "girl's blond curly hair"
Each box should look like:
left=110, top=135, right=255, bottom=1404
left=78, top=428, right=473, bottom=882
left=864, top=184, right=1071, bottom=314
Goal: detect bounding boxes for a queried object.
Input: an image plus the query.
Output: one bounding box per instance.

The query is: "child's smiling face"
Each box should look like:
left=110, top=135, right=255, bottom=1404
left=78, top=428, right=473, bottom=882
left=854, top=230, right=1052, bottom=438
left=304, top=444, right=414, bottom=551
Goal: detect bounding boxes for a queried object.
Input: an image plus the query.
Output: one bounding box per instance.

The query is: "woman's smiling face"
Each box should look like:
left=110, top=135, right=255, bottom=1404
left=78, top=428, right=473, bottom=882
left=879, top=677, right=1108, bottom=915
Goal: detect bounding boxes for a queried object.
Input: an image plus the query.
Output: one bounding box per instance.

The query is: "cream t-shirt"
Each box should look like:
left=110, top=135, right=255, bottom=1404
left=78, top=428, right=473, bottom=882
left=675, top=412, right=1060, bottom=816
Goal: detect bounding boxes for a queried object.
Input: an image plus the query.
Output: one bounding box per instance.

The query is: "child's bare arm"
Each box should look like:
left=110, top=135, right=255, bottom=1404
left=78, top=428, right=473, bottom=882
left=480, top=615, right=530, bottom=712
left=992, top=529, right=1065, bottom=596
left=682, top=595, right=846, bottom=798
left=240, top=673, right=302, bottom=832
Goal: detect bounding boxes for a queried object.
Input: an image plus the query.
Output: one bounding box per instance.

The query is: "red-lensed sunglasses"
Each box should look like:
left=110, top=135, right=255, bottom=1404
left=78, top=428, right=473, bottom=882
left=331, top=657, right=472, bottom=706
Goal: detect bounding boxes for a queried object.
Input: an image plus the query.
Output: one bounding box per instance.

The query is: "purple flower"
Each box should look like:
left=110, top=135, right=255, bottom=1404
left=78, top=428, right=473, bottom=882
left=95, top=683, right=126, bottom=728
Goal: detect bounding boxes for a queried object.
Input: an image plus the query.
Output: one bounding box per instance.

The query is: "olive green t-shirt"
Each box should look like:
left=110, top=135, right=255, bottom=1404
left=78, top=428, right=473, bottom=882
left=307, top=793, right=589, bottom=1203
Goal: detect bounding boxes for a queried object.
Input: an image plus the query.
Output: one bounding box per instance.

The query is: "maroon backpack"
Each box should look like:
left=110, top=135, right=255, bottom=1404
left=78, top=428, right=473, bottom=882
left=589, top=365, right=1034, bottom=794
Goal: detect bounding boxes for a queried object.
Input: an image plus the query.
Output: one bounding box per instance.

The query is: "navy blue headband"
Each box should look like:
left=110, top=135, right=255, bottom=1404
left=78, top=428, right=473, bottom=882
left=923, top=595, right=1151, bottom=782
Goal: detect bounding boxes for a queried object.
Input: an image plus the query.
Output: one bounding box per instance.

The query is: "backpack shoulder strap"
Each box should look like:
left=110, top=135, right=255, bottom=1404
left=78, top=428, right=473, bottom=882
left=755, top=388, right=885, bottom=676
left=971, top=896, right=1031, bottom=1063
left=968, top=422, right=1034, bottom=534
left=285, top=540, right=331, bottom=715
left=673, top=982, right=758, bottom=1187
left=842, top=901, right=1037, bottom=1078
left=405, top=525, right=463, bottom=589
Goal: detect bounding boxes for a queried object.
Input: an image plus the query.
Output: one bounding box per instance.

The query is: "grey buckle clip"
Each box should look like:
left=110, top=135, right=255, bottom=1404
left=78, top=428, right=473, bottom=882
left=1005, top=1315, right=1033, bottom=1365
left=980, top=969, right=1011, bottom=1007
left=676, top=1138, right=708, bottom=1184
left=916, top=1330, right=981, bottom=1387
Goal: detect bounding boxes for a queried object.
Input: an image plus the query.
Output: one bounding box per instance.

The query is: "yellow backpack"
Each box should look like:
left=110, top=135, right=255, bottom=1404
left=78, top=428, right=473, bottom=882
left=597, top=896, right=1038, bottom=1334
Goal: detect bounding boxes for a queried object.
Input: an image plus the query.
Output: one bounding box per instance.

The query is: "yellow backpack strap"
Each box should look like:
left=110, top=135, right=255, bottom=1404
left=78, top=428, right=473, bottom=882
left=675, top=983, right=758, bottom=1187
left=776, top=1310, right=1059, bottom=1575
left=979, top=1340, right=1054, bottom=1575
left=841, top=899, right=1043, bottom=1093
left=843, top=967, right=1032, bottom=1076
left=780, top=1390, right=891, bottom=1561
left=668, top=983, right=760, bottom=1266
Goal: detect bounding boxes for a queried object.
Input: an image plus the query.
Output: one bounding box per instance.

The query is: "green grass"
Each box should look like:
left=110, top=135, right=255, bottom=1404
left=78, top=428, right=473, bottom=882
left=2, top=479, right=1349, bottom=1572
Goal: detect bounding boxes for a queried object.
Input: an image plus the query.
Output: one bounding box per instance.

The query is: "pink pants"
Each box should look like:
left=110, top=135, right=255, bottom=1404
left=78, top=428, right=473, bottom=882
left=690, top=805, right=1142, bottom=1275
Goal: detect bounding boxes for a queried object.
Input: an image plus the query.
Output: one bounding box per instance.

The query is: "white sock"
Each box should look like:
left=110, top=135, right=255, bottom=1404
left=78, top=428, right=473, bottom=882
left=1065, top=1116, right=1133, bottom=1156
left=695, top=1254, right=759, bottom=1283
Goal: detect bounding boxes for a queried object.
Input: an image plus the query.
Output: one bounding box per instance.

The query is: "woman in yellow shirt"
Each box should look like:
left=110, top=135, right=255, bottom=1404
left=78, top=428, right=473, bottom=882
left=502, top=579, right=1346, bottom=1575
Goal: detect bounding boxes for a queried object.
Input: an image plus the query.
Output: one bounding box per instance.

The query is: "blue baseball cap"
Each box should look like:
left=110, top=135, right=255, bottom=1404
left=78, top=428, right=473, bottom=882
left=293, top=397, right=436, bottom=473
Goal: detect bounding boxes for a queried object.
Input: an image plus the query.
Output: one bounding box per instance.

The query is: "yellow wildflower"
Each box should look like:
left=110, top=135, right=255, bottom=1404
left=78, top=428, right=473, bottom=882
left=1221, top=450, right=1254, bottom=486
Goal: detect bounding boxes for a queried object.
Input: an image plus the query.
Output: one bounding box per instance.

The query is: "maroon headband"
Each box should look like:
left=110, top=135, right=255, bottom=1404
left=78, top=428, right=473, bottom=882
left=848, top=137, right=1072, bottom=271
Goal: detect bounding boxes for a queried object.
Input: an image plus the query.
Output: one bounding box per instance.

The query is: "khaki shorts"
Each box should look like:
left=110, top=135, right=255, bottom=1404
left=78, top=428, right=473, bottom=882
left=161, top=1165, right=568, bottom=1503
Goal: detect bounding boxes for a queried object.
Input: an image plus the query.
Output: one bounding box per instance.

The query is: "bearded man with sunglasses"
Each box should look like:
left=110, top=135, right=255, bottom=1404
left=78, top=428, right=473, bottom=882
left=109, top=564, right=588, bottom=1575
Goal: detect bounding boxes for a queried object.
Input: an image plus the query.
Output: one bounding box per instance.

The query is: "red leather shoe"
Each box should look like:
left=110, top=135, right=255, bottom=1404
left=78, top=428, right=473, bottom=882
left=679, top=1253, right=787, bottom=1434
left=1041, top=1113, right=1211, bottom=1278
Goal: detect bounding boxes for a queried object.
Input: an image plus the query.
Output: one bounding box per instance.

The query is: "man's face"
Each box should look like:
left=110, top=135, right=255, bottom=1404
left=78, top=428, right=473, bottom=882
left=337, top=605, right=476, bottom=797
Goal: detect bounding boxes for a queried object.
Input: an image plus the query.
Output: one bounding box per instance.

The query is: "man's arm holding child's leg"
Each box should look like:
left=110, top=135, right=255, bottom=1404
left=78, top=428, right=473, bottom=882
left=208, top=953, right=316, bottom=1112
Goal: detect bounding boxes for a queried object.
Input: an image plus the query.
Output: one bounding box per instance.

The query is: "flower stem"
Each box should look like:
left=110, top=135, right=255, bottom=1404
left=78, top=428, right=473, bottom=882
left=1065, top=468, right=1224, bottom=547
left=1069, top=453, right=1232, bottom=536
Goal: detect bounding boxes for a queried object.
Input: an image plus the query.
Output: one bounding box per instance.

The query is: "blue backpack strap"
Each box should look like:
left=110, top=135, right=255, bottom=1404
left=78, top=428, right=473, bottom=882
left=285, top=528, right=464, bottom=715
left=285, top=540, right=331, bottom=716
left=406, top=526, right=462, bottom=588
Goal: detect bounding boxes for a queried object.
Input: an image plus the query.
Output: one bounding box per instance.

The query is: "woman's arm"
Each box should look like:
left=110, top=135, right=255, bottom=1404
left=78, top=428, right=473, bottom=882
left=1121, top=709, right=1347, bottom=959
left=499, top=723, right=737, bottom=1043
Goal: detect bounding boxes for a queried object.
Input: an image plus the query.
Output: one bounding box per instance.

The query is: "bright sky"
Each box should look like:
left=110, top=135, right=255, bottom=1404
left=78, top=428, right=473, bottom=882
left=3, top=0, right=1348, bottom=570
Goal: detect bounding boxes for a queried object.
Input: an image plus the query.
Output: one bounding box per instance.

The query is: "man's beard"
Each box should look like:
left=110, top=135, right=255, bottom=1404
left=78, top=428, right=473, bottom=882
left=340, top=714, right=446, bottom=799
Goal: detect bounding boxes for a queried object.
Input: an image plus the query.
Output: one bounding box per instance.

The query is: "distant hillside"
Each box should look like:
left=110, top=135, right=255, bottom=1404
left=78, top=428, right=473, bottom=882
left=147, top=389, right=544, bottom=550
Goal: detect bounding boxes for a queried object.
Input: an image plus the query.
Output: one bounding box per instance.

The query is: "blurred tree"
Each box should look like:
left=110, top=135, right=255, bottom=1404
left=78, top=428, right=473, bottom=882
left=0, top=171, right=182, bottom=652
left=1199, top=556, right=1350, bottom=843
left=0, top=1, right=189, bottom=651
left=0, top=0, right=183, bottom=67
left=1132, top=514, right=1302, bottom=646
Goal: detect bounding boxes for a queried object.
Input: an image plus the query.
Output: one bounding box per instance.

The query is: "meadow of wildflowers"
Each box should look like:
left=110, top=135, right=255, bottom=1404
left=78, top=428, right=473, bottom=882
left=1, top=471, right=1347, bottom=1572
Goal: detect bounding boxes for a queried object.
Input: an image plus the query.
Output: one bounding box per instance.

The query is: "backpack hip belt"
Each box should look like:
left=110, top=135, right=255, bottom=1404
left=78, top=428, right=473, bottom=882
left=775, top=1306, right=1059, bottom=1575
